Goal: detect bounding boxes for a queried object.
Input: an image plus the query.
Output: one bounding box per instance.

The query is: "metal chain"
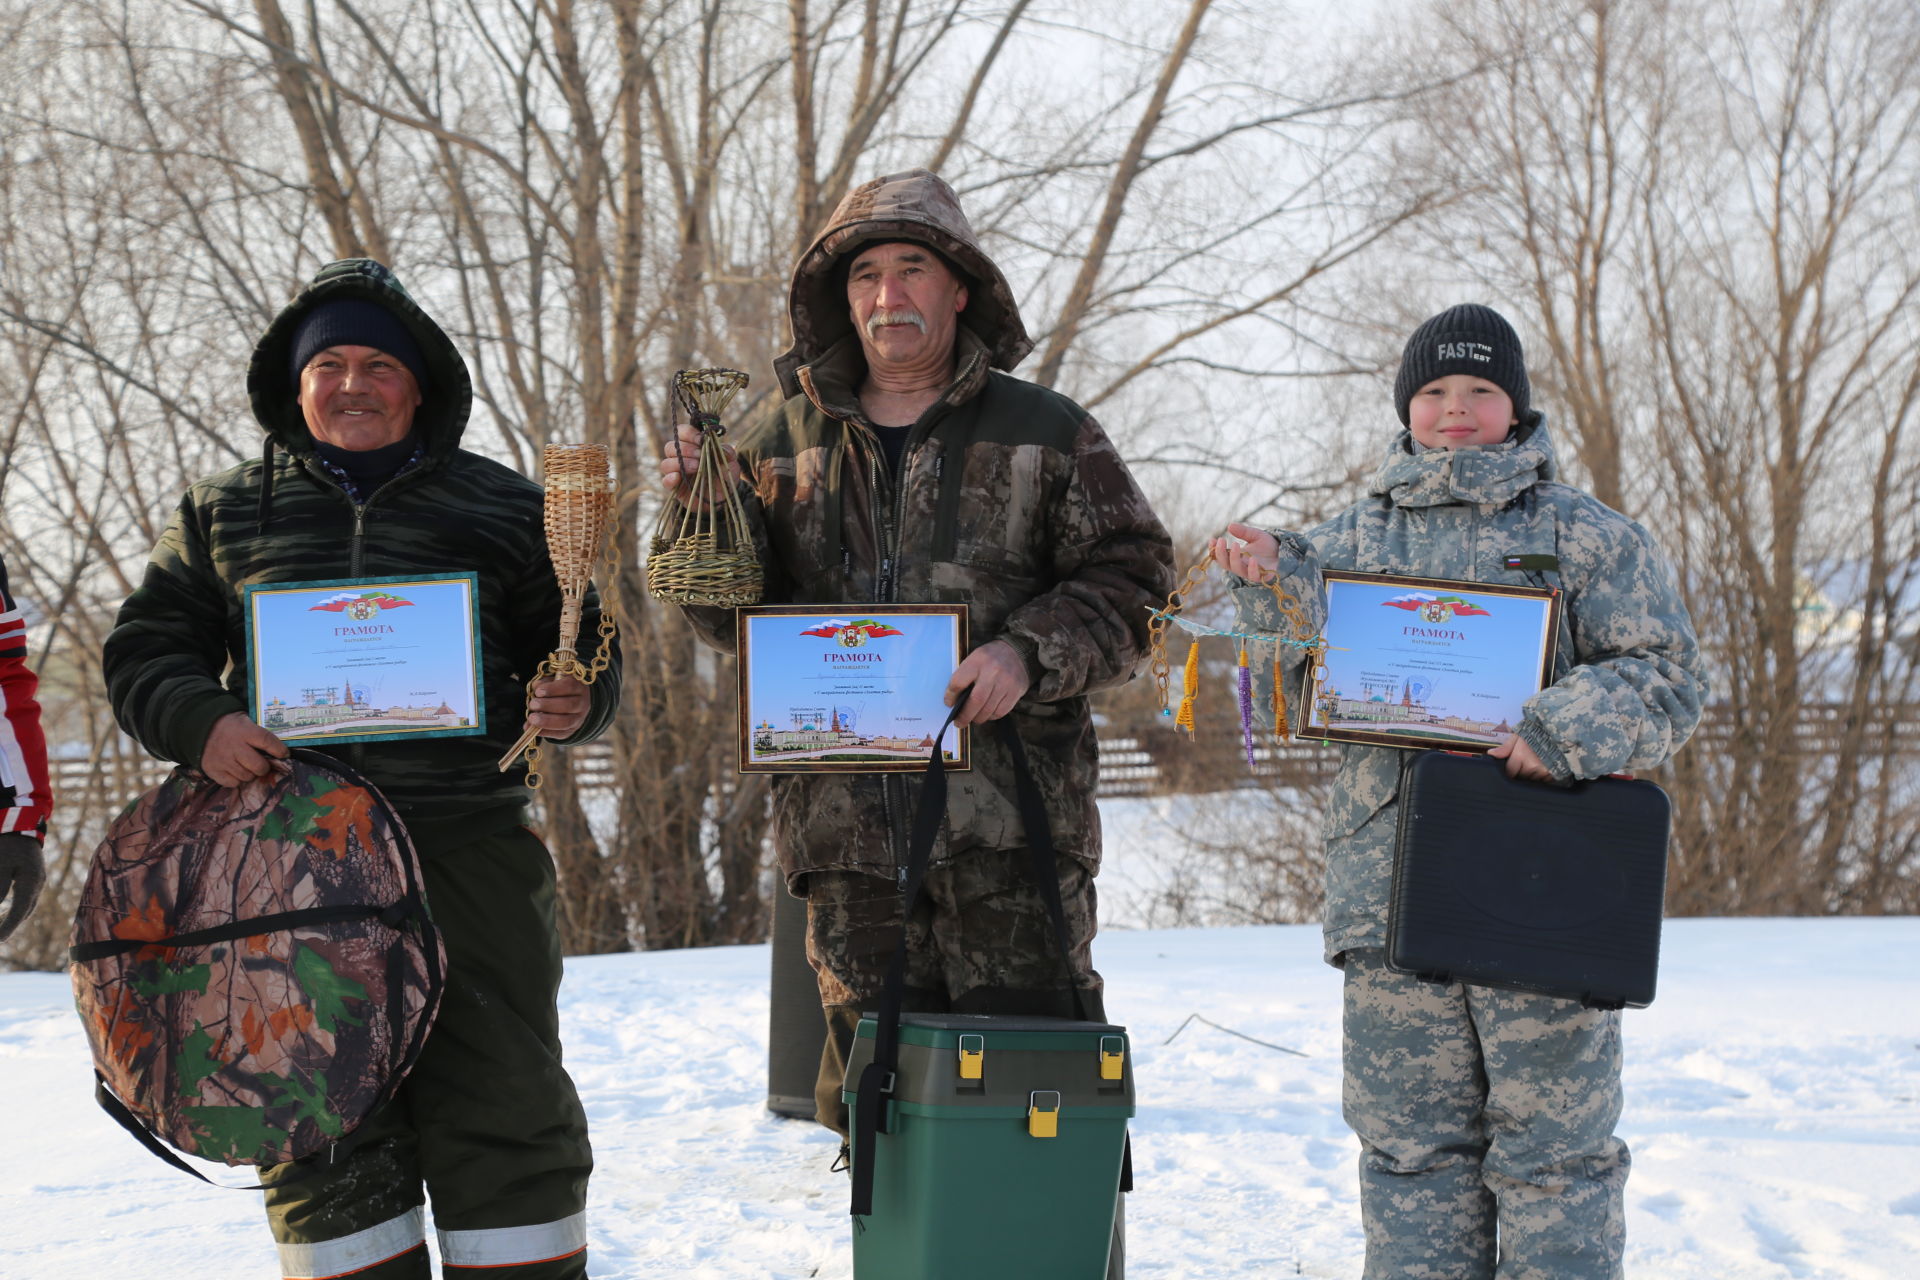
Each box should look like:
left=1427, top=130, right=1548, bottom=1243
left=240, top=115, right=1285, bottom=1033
left=583, top=533, right=622, bottom=681
left=1149, top=551, right=1215, bottom=714
left=522, top=536, right=623, bottom=790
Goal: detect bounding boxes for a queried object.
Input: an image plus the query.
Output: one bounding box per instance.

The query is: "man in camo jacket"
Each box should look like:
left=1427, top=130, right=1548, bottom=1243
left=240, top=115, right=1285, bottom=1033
left=661, top=169, right=1175, bottom=1144
left=1215, top=304, right=1707, bottom=1279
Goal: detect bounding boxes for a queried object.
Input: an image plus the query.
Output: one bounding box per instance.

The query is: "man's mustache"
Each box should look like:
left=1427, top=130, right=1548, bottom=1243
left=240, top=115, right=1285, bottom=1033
left=866, top=308, right=927, bottom=338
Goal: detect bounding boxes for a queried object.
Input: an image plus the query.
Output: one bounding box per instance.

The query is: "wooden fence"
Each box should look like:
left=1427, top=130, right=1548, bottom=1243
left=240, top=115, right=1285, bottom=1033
left=51, top=704, right=1920, bottom=802
left=1091, top=701, right=1920, bottom=796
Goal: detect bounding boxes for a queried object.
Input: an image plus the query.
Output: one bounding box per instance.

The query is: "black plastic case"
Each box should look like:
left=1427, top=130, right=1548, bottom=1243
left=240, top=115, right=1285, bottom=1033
left=1387, top=751, right=1672, bottom=1009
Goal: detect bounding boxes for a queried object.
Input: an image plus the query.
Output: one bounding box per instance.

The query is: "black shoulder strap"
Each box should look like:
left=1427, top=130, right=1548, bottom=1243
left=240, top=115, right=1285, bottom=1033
left=92, top=1072, right=373, bottom=1191
left=1001, top=719, right=1131, bottom=1193
left=849, top=704, right=1090, bottom=1217
left=994, top=719, right=1089, bottom=1025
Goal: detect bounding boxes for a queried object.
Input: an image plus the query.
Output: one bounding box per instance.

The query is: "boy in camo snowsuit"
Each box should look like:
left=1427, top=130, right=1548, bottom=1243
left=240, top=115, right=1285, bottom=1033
left=1216, top=304, right=1707, bottom=1279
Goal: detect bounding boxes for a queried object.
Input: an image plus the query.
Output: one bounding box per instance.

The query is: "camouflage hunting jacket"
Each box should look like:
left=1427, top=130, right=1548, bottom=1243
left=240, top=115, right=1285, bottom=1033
left=682, top=333, right=1175, bottom=883
left=104, top=260, right=620, bottom=838
left=1232, top=415, right=1707, bottom=963
left=683, top=168, right=1173, bottom=883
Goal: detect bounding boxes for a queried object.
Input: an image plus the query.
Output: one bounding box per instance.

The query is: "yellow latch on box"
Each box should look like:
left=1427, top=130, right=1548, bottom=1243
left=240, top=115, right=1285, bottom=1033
left=1028, top=1090, right=1061, bottom=1138
left=1099, top=1035, right=1125, bottom=1081
left=957, top=1033, right=985, bottom=1080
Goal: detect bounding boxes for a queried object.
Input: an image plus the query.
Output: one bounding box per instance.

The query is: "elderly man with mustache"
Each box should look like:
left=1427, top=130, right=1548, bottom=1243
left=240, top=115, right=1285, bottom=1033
left=659, top=171, right=1174, bottom=1214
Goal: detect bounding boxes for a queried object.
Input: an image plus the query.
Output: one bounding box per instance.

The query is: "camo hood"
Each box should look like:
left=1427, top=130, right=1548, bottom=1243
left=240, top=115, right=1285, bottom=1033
left=248, top=258, right=473, bottom=463
left=1370, top=409, right=1557, bottom=509
left=774, top=169, right=1033, bottom=399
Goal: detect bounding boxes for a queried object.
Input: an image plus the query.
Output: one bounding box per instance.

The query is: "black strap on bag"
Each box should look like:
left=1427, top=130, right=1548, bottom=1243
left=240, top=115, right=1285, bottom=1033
left=90, top=1071, right=384, bottom=1191
left=998, top=721, right=1091, bottom=1027
left=996, top=725, right=1134, bottom=1192
left=850, top=700, right=1108, bottom=1217
left=69, top=902, right=418, bottom=962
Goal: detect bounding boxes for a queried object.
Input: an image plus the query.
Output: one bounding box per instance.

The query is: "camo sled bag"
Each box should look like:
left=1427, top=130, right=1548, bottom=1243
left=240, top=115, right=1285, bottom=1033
left=70, top=748, right=443, bottom=1181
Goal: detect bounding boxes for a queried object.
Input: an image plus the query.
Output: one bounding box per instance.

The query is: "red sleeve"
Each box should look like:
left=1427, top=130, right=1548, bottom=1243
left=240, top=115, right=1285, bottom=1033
left=0, top=580, right=51, bottom=839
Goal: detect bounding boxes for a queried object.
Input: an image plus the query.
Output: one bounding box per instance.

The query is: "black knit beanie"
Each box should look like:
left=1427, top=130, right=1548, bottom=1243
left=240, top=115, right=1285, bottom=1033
left=288, top=299, right=431, bottom=392
left=1391, top=303, right=1529, bottom=425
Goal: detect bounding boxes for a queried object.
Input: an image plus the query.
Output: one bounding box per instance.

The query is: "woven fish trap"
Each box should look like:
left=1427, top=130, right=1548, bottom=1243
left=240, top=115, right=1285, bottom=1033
left=495, top=442, right=619, bottom=776
left=544, top=444, right=616, bottom=657
left=647, top=367, right=762, bottom=606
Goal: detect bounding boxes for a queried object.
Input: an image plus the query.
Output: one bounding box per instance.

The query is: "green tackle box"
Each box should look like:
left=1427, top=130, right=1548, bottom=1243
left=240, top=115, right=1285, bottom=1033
left=843, top=1012, right=1134, bottom=1279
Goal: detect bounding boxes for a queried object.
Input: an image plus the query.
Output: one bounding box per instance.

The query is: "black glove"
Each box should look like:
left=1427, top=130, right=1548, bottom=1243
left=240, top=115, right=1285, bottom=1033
left=0, top=831, right=46, bottom=942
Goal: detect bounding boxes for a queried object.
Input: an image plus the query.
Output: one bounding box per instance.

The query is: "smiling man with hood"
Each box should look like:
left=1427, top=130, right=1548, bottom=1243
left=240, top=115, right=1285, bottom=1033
left=659, top=169, right=1175, bottom=1177
left=104, top=258, right=619, bottom=1280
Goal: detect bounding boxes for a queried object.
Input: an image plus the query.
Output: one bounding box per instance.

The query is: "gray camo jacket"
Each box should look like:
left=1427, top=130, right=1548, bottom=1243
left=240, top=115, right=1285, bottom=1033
left=1233, top=415, right=1708, bottom=963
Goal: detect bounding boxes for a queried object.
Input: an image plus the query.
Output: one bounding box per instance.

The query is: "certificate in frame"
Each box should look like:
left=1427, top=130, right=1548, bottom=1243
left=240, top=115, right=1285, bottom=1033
left=243, top=574, right=486, bottom=746
left=1299, top=571, right=1560, bottom=752
left=737, top=604, right=969, bottom=773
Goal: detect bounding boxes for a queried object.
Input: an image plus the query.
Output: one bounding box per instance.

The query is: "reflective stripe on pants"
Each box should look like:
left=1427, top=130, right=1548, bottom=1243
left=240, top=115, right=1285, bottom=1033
left=279, top=1207, right=426, bottom=1279
left=441, top=1211, right=588, bottom=1268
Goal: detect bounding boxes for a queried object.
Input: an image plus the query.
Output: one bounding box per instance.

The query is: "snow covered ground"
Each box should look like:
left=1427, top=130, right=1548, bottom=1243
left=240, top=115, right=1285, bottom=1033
left=3, top=915, right=1916, bottom=1278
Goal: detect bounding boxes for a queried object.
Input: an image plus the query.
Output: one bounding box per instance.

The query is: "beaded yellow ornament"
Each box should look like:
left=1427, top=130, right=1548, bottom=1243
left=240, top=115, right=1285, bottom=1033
left=1146, top=548, right=1321, bottom=765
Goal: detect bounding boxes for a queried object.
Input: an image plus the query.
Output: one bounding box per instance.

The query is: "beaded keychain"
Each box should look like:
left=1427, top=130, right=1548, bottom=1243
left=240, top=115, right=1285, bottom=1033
left=1146, top=549, right=1323, bottom=766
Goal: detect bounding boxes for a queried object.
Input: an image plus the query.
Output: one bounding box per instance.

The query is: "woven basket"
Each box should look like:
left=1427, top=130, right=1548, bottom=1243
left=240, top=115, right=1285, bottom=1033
left=646, top=532, right=763, bottom=606
left=647, top=367, right=762, bottom=607
left=544, top=444, right=616, bottom=654
left=495, top=443, right=618, bottom=775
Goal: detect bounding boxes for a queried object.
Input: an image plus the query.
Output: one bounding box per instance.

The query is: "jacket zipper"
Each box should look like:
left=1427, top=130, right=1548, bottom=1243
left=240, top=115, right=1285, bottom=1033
left=304, top=455, right=422, bottom=769
left=350, top=503, right=368, bottom=577
left=858, top=368, right=971, bottom=889
left=1467, top=501, right=1480, bottom=583
left=301, top=455, right=409, bottom=574
left=861, top=439, right=912, bottom=885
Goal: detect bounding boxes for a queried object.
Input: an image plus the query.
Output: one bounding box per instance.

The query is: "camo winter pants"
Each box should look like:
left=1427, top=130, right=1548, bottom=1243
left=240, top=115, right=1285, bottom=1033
left=1342, top=949, right=1627, bottom=1280
left=803, top=847, right=1106, bottom=1139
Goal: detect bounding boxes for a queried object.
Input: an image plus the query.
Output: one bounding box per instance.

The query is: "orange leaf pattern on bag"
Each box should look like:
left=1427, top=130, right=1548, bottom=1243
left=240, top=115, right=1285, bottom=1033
left=241, top=1006, right=268, bottom=1057
left=269, top=1004, right=316, bottom=1040
left=99, top=988, right=156, bottom=1064
left=311, top=785, right=378, bottom=862
left=112, top=896, right=169, bottom=941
